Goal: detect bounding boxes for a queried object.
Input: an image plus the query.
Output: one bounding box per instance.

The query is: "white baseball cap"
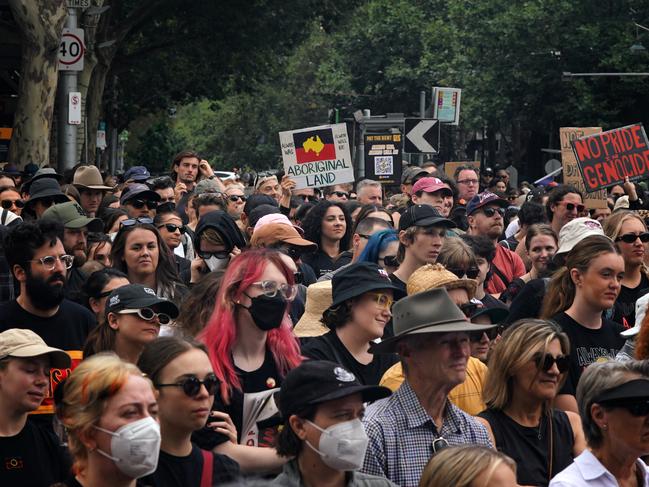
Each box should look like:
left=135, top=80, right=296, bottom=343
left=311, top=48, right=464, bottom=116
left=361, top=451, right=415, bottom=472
left=556, top=217, right=607, bottom=255
left=621, top=292, right=649, bottom=337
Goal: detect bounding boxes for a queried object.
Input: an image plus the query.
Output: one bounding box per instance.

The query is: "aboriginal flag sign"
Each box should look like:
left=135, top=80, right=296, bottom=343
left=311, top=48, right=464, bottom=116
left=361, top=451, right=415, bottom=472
left=279, top=123, right=354, bottom=190
left=571, top=123, right=649, bottom=192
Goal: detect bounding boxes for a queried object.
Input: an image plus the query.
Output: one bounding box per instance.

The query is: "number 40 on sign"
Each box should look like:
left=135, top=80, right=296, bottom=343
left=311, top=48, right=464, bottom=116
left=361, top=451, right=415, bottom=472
left=58, top=28, right=85, bottom=71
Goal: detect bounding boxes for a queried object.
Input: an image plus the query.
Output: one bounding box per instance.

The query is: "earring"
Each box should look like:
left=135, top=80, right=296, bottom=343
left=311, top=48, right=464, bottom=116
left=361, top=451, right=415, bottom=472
left=602, top=424, right=608, bottom=430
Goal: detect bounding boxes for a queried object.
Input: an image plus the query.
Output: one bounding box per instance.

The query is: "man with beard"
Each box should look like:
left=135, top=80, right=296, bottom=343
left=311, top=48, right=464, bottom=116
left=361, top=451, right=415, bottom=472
left=466, top=191, right=525, bottom=294
left=41, top=201, right=103, bottom=301
left=0, top=220, right=96, bottom=421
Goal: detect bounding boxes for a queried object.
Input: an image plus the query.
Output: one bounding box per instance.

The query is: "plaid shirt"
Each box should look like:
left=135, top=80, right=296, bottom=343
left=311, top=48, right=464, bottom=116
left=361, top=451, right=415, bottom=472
left=362, top=380, right=493, bottom=487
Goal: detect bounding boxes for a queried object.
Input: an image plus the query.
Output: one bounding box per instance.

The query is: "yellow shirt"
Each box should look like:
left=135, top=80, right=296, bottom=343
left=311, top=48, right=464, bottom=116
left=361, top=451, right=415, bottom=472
left=379, top=357, right=488, bottom=416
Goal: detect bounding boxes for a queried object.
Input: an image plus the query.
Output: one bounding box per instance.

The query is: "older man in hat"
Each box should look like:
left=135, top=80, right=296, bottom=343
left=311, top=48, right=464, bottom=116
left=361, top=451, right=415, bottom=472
left=361, top=287, right=494, bottom=486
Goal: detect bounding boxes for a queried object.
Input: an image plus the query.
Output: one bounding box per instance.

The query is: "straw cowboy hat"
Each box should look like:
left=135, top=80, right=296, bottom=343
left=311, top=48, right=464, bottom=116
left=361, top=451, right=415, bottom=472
left=73, top=165, right=114, bottom=191
left=293, top=280, right=333, bottom=338
left=406, top=263, right=476, bottom=298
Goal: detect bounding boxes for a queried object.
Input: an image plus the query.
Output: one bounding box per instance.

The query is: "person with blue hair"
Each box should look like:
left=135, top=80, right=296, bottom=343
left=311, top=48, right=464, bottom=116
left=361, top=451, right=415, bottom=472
left=357, top=229, right=399, bottom=274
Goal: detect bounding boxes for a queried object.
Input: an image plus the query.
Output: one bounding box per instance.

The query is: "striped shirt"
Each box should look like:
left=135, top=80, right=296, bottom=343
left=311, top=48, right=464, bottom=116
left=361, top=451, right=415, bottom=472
left=362, top=380, right=493, bottom=486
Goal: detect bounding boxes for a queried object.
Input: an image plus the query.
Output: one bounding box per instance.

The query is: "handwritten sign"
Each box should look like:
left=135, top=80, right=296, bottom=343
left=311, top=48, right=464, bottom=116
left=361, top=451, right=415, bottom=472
left=444, top=161, right=480, bottom=179
left=279, top=123, right=354, bottom=189
left=560, top=127, right=607, bottom=209
left=571, top=123, right=649, bottom=193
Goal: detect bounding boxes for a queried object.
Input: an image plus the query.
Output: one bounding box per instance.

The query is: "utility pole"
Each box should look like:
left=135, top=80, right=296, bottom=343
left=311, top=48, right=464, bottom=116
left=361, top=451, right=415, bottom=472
left=57, top=6, right=79, bottom=171
left=419, top=90, right=426, bottom=165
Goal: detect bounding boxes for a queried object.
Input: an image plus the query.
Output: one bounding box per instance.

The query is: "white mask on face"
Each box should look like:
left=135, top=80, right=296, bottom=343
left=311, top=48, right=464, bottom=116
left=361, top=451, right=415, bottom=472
left=205, top=255, right=229, bottom=272
left=93, top=416, right=161, bottom=478
left=305, top=418, right=369, bottom=471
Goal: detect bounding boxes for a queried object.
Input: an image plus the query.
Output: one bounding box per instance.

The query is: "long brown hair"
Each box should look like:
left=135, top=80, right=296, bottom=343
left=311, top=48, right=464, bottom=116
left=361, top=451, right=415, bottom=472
left=541, top=235, right=619, bottom=319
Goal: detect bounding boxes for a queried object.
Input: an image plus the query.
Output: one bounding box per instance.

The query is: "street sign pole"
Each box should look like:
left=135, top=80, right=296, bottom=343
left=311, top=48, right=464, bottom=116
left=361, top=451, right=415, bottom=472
left=419, top=91, right=425, bottom=165
left=58, top=8, right=79, bottom=171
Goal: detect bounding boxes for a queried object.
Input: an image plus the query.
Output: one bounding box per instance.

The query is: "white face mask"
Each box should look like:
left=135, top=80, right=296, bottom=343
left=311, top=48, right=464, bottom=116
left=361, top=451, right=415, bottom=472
left=205, top=255, right=228, bottom=272
left=305, top=418, right=369, bottom=471
left=94, top=416, right=161, bottom=478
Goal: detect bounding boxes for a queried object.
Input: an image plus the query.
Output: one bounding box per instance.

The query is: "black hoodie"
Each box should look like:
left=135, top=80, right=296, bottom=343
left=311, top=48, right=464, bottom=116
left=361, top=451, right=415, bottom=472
left=194, top=210, right=247, bottom=253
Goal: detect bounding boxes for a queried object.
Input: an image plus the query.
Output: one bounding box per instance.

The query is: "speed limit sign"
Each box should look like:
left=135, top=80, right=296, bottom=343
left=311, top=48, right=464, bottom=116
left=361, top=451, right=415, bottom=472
left=58, top=28, right=85, bottom=71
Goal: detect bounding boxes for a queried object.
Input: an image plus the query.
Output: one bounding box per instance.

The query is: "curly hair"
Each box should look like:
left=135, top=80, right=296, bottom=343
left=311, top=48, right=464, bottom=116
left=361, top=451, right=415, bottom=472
left=301, top=201, right=352, bottom=251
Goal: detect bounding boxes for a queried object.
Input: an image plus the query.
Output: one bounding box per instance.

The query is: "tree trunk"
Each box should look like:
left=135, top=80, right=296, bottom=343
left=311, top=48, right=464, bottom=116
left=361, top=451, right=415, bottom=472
left=85, top=52, right=114, bottom=165
left=7, top=0, right=68, bottom=169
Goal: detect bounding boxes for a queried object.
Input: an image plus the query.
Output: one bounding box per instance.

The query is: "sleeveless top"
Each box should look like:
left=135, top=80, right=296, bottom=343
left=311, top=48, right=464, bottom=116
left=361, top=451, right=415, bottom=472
left=478, top=408, right=575, bottom=487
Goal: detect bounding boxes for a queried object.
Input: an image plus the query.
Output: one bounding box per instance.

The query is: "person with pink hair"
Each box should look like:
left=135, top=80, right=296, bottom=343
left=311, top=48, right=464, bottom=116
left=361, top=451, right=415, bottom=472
left=193, top=248, right=303, bottom=474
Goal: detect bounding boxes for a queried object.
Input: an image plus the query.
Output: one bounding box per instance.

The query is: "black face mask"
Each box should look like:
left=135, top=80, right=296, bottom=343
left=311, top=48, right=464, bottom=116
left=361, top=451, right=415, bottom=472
left=242, top=294, right=287, bottom=331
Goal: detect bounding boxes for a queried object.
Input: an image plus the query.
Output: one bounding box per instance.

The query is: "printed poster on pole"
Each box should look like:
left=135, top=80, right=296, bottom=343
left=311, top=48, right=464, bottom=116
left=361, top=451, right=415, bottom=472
left=432, top=87, right=461, bottom=125
left=279, top=123, right=355, bottom=190
left=560, top=127, right=606, bottom=209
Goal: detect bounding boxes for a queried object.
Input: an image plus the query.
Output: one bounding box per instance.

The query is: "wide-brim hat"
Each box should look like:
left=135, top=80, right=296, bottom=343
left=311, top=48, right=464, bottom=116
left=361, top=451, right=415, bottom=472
left=331, top=262, right=400, bottom=308
left=24, top=178, right=68, bottom=210
left=22, top=168, right=63, bottom=194
left=0, top=328, right=70, bottom=369
left=294, top=281, right=333, bottom=338
left=73, top=165, right=114, bottom=191
left=406, top=263, right=477, bottom=300
left=370, top=287, right=496, bottom=354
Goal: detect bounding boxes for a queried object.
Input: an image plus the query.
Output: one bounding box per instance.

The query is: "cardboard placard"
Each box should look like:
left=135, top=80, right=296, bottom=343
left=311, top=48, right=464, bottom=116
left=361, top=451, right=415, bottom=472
left=364, top=133, right=402, bottom=184
left=560, top=127, right=607, bottom=209
left=279, top=123, right=355, bottom=190
left=570, top=123, right=649, bottom=192
left=444, top=161, right=480, bottom=180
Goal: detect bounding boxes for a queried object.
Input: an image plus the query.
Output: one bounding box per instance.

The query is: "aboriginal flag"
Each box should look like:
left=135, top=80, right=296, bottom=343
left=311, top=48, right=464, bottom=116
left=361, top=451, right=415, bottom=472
left=294, top=128, right=336, bottom=164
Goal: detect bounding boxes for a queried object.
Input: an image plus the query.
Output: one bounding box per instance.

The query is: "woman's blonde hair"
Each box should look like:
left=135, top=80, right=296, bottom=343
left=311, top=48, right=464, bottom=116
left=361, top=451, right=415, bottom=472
left=541, top=235, right=619, bottom=319
left=57, top=353, right=151, bottom=472
left=419, top=445, right=516, bottom=487
left=603, top=210, right=647, bottom=241
left=483, top=320, right=570, bottom=410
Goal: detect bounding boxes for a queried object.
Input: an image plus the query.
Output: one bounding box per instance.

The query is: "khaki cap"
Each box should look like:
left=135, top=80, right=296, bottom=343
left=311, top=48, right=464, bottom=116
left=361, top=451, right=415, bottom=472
left=0, top=329, right=70, bottom=368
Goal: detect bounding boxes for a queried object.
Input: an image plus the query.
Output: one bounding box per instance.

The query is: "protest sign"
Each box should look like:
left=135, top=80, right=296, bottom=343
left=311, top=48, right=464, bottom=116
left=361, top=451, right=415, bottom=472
left=364, top=133, right=402, bottom=184
left=560, top=127, right=607, bottom=209
left=570, top=123, right=649, bottom=192
left=279, top=123, right=355, bottom=189
left=444, top=161, right=480, bottom=179
left=432, top=87, right=461, bottom=125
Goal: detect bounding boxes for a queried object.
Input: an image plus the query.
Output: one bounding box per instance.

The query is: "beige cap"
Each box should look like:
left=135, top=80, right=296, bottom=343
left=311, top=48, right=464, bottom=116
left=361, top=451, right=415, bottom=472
left=556, top=217, right=606, bottom=255
left=613, top=195, right=630, bottom=212
left=294, top=281, right=333, bottom=338
left=73, top=165, right=114, bottom=191
left=0, top=329, right=70, bottom=368
left=406, top=263, right=476, bottom=299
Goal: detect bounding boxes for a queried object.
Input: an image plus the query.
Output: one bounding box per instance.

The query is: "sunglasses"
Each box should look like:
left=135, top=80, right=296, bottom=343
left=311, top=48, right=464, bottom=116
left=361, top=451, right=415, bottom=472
left=121, top=217, right=154, bottom=227
left=600, top=400, right=649, bottom=417
left=431, top=436, right=449, bottom=455
left=157, top=223, right=185, bottom=234
left=332, top=191, right=349, bottom=198
left=119, top=307, right=172, bottom=325
left=559, top=201, right=585, bottom=213
left=459, top=302, right=479, bottom=317
left=129, top=199, right=157, bottom=210
left=481, top=207, right=505, bottom=218
left=470, top=326, right=502, bottom=342
left=616, top=232, right=649, bottom=244
left=227, top=194, right=247, bottom=203
left=447, top=267, right=480, bottom=279
left=380, top=255, right=399, bottom=268
left=534, top=353, right=569, bottom=373
left=156, top=374, right=220, bottom=397
left=198, top=250, right=229, bottom=260
left=1, top=199, right=24, bottom=209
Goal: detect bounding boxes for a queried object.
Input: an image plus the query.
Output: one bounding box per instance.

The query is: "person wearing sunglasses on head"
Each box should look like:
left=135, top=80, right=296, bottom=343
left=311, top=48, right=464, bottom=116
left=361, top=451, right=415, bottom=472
left=120, top=183, right=161, bottom=219
left=466, top=191, right=526, bottom=295
left=550, top=360, right=649, bottom=487
left=0, top=186, right=24, bottom=216
left=301, top=262, right=401, bottom=386
left=83, top=283, right=179, bottom=364
left=546, top=185, right=584, bottom=237
left=604, top=211, right=649, bottom=328
left=193, top=248, right=301, bottom=474
left=477, top=320, right=585, bottom=487
left=138, top=337, right=241, bottom=487
left=273, top=360, right=395, bottom=487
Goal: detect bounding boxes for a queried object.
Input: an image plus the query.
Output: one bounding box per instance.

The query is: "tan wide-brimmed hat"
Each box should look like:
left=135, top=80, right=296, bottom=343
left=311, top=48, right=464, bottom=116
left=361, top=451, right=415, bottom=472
left=73, top=165, right=114, bottom=190
left=407, top=263, right=476, bottom=298
left=293, top=280, right=332, bottom=338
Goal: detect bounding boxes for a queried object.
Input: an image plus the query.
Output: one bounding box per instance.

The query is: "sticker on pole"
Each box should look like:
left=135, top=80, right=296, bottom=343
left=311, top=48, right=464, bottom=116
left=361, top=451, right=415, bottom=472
left=570, top=123, right=649, bottom=192
left=59, top=28, right=85, bottom=71
left=279, top=123, right=354, bottom=189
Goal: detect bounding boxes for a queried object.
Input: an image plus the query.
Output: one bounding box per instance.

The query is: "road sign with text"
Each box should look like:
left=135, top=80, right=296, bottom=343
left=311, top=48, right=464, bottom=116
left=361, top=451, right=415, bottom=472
left=59, top=28, right=85, bottom=71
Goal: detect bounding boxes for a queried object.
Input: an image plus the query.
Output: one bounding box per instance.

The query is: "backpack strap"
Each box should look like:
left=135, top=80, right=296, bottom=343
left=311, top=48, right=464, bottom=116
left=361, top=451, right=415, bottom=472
left=200, top=449, right=213, bottom=487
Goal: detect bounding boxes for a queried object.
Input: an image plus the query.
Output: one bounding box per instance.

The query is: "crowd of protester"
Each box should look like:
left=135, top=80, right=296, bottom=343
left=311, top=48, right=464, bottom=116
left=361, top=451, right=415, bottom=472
left=2, top=153, right=649, bottom=486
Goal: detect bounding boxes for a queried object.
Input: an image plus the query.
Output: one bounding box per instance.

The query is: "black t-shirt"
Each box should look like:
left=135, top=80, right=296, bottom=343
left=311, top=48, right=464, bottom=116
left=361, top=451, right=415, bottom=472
left=506, top=278, right=548, bottom=324
left=64, top=267, right=88, bottom=303
left=551, top=312, right=625, bottom=396
left=611, top=274, right=649, bottom=328
left=0, top=299, right=96, bottom=418
left=0, top=420, right=71, bottom=487
left=388, top=273, right=407, bottom=302
left=480, top=293, right=510, bottom=310
left=301, top=331, right=399, bottom=385
left=192, top=349, right=283, bottom=450
left=144, top=444, right=240, bottom=487
left=302, top=250, right=335, bottom=278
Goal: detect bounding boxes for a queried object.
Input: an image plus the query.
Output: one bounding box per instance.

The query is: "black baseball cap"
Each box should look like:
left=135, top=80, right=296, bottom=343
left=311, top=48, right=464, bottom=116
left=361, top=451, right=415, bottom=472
left=105, top=284, right=179, bottom=318
left=277, top=360, right=391, bottom=418
left=593, top=379, right=649, bottom=404
left=398, top=204, right=455, bottom=232
left=243, top=194, right=278, bottom=216
left=330, top=262, right=400, bottom=308
left=471, top=305, right=509, bottom=324
left=120, top=184, right=161, bottom=205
